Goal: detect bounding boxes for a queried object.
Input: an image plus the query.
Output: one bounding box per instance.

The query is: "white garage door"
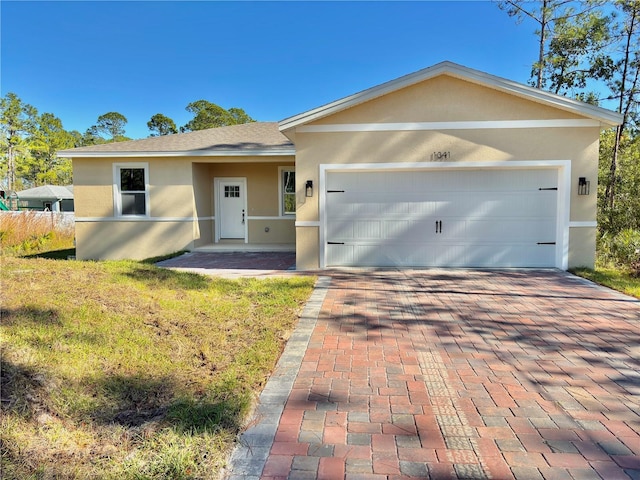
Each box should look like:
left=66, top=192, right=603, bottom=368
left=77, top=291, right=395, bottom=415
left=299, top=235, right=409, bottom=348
left=325, top=169, right=558, bottom=268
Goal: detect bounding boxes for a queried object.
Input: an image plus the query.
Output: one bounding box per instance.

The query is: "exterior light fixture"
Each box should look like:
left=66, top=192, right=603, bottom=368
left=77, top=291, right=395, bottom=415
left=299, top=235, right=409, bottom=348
left=305, top=180, right=313, bottom=197
left=578, top=177, right=590, bottom=196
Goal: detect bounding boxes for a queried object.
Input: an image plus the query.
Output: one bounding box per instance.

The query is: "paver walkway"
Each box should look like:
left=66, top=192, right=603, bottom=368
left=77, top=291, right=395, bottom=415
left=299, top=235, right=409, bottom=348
left=227, top=269, right=640, bottom=480
left=156, top=251, right=296, bottom=278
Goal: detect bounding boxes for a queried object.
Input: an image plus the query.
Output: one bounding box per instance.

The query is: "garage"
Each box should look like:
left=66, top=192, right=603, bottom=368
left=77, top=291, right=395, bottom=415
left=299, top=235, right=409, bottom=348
left=324, top=168, right=559, bottom=268
left=280, top=62, right=622, bottom=270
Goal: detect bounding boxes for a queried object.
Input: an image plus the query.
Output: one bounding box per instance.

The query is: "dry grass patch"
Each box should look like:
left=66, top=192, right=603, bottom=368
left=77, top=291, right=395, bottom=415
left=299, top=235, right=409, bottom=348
left=0, top=211, right=75, bottom=256
left=1, top=256, right=315, bottom=479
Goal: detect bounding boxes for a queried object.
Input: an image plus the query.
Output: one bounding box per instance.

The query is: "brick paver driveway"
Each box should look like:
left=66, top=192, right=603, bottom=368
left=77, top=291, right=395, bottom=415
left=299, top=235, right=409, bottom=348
left=228, top=270, right=640, bottom=480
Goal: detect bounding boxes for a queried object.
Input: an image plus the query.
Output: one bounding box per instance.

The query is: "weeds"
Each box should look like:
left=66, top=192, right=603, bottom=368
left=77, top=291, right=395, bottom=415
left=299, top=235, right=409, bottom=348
left=0, top=211, right=75, bottom=256
left=571, top=267, right=640, bottom=299
left=1, top=256, right=315, bottom=479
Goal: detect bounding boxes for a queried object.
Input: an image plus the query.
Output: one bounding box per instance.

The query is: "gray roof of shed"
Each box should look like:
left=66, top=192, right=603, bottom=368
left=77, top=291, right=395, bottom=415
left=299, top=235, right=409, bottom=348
left=58, top=122, right=294, bottom=158
left=17, top=185, right=74, bottom=200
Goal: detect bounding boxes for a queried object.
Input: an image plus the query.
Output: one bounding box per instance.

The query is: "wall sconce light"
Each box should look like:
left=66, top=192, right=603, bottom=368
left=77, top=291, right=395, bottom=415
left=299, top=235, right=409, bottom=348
left=305, top=180, right=313, bottom=197
left=578, top=177, right=590, bottom=196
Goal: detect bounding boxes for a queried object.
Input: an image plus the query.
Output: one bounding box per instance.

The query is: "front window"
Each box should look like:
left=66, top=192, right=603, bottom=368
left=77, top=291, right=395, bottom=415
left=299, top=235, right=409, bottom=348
left=282, top=169, right=295, bottom=215
left=115, top=164, right=149, bottom=216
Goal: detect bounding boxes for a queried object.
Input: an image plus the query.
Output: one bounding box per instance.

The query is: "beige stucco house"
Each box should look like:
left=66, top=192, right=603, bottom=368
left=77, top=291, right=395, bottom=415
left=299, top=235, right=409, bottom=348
left=59, top=62, right=622, bottom=270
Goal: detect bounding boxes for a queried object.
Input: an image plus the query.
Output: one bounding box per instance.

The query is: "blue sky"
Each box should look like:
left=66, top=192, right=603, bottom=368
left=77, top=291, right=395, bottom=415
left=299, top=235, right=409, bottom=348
left=2, top=1, right=541, bottom=139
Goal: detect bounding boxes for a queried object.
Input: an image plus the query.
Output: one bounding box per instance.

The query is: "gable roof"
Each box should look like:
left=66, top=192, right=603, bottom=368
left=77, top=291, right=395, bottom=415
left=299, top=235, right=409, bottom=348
left=278, top=61, right=623, bottom=134
left=17, top=185, right=73, bottom=200
left=58, top=122, right=294, bottom=158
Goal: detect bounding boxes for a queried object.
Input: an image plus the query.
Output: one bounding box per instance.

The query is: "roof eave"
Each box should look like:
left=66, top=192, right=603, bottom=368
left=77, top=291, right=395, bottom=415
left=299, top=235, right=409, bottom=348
left=18, top=195, right=73, bottom=200
left=57, top=148, right=296, bottom=158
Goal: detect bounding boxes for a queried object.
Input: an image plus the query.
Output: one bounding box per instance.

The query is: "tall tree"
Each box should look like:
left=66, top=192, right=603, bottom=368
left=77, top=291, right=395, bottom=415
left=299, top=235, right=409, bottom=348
left=181, top=100, right=233, bottom=132
left=90, top=111, right=129, bottom=142
left=0, top=92, right=38, bottom=191
left=542, top=9, right=615, bottom=96
left=228, top=107, right=255, bottom=125
left=147, top=113, right=177, bottom=136
left=80, top=127, right=108, bottom=146
left=603, top=0, right=640, bottom=223
left=24, top=113, right=75, bottom=186
left=599, top=129, right=640, bottom=235
left=180, top=100, right=255, bottom=132
left=498, top=0, right=605, bottom=89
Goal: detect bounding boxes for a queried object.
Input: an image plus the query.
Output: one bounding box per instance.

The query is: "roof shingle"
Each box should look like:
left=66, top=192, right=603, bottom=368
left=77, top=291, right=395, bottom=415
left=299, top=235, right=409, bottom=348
left=58, top=122, right=293, bottom=157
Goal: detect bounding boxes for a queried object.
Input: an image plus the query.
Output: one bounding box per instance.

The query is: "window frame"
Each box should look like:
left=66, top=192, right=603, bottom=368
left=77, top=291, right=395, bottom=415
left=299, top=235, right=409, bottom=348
left=113, top=163, right=150, bottom=218
left=279, top=167, right=296, bottom=216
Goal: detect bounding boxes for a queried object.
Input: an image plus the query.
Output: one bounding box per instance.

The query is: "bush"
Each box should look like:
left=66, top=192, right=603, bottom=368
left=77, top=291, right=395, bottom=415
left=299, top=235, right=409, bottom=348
left=599, top=228, right=640, bottom=275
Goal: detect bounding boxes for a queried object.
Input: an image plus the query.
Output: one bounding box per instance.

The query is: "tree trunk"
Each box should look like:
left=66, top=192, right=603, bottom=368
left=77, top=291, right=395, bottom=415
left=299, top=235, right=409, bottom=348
left=7, top=127, right=16, bottom=192
left=605, top=2, right=639, bottom=222
left=537, top=0, right=549, bottom=89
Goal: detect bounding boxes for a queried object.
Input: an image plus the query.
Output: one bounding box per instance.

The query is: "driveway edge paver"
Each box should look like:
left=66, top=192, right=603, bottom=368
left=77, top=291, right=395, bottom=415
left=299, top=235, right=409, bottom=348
left=224, top=276, right=331, bottom=480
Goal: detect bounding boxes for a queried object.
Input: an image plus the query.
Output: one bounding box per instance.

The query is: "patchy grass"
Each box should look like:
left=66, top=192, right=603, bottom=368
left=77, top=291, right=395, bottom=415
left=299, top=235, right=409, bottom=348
left=25, top=247, right=76, bottom=260
left=571, top=267, right=640, bottom=299
left=0, top=211, right=75, bottom=256
left=1, top=256, right=315, bottom=479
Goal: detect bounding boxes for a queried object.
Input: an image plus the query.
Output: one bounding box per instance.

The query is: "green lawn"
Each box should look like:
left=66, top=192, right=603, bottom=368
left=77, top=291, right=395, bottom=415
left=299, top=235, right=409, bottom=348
left=571, top=267, right=640, bottom=299
left=1, top=255, right=315, bottom=479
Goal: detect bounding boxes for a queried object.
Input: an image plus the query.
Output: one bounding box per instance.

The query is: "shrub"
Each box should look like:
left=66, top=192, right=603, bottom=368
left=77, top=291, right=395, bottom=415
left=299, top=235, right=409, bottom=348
left=599, top=228, right=640, bottom=275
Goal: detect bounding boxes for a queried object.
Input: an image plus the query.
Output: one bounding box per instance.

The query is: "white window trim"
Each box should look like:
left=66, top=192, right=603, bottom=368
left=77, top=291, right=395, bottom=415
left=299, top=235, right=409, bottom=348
left=278, top=166, right=296, bottom=217
left=113, top=162, right=150, bottom=218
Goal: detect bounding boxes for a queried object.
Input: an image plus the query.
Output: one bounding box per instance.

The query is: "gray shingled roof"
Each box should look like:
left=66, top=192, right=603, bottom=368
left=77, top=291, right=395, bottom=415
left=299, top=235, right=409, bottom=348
left=17, top=185, right=74, bottom=200
left=58, top=122, right=294, bottom=157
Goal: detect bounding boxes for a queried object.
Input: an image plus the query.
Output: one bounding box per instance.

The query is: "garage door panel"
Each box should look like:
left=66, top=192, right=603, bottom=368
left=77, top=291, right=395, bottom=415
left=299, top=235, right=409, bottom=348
left=325, top=169, right=558, bottom=268
left=354, top=220, right=382, bottom=239
left=328, top=243, right=556, bottom=268
left=466, top=219, right=555, bottom=242
left=330, top=218, right=438, bottom=243
left=437, top=220, right=467, bottom=241
left=327, top=219, right=355, bottom=239
left=327, top=243, right=438, bottom=267
left=326, top=244, right=354, bottom=266
left=384, top=220, right=436, bottom=241
left=466, top=244, right=556, bottom=267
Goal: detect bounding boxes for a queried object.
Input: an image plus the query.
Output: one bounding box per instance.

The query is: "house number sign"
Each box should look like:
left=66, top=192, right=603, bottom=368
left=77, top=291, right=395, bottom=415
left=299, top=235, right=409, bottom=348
left=430, top=151, right=451, bottom=161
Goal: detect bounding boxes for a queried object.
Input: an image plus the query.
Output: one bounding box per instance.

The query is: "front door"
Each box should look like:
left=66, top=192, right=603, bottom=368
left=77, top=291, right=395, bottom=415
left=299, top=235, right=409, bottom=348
left=218, top=179, right=246, bottom=239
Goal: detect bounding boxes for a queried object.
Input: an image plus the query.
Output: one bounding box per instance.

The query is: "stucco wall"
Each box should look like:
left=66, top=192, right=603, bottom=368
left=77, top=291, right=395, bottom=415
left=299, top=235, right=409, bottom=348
left=312, top=76, right=585, bottom=124
left=569, top=226, right=598, bottom=268
left=75, top=221, right=194, bottom=260
left=73, top=157, right=197, bottom=260
left=73, top=158, right=115, bottom=218
left=73, top=157, right=196, bottom=219
left=293, top=75, right=602, bottom=270
left=73, top=156, right=295, bottom=259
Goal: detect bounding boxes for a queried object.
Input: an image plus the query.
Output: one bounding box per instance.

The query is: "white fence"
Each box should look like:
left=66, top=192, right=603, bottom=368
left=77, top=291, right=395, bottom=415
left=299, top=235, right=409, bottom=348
left=0, top=211, right=75, bottom=229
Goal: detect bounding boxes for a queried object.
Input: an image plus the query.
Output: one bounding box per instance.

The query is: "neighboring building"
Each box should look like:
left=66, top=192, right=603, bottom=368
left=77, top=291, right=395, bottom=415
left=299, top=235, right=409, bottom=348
left=15, top=185, right=74, bottom=212
left=58, top=62, right=622, bottom=269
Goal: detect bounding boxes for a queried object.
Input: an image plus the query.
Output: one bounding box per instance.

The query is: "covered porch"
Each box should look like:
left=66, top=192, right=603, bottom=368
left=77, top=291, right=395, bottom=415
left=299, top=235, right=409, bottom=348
left=156, top=249, right=298, bottom=278
left=191, top=159, right=296, bottom=249
left=193, top=241, right=294, bottom=252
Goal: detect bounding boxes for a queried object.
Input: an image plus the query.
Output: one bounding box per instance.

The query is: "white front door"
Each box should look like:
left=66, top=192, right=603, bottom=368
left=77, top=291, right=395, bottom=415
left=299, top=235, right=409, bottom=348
left=218, top=179, right=246, bottom=239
